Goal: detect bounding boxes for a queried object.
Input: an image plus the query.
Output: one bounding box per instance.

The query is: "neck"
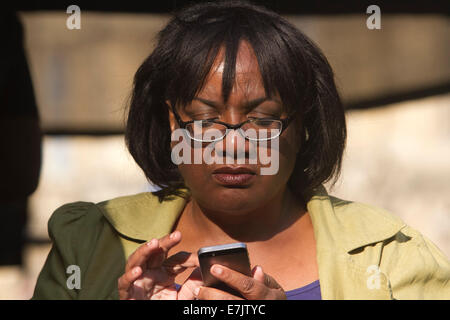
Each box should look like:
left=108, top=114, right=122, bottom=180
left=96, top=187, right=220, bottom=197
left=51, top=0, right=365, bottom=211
left=185, top=186, right=306, bottom=244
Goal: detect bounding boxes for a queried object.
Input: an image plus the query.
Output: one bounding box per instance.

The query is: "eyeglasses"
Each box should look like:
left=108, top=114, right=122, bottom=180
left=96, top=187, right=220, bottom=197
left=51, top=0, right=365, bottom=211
left=172, top=109, right=297, bottom=142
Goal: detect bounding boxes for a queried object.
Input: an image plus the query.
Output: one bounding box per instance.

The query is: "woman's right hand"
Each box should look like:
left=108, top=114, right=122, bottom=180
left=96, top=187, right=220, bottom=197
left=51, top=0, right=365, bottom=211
left=118, top=230, right=201, bottom=300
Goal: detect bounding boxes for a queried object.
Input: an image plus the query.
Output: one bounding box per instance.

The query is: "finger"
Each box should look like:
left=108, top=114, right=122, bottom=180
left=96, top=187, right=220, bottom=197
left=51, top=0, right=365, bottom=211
left=210, top=264, right=267, bottom=299
left=196, top=286, right=244, bottom=300
left=163, top=251, right=199, bottom=275
left=118, top=266, right=142, bottom=299
left=159, top=230, right=182, bottom=254
left=147, top=231, right=182, bottom=269
left=125, top=238, right=159, bottom=272
left=177, top=267, right=203, bottom=300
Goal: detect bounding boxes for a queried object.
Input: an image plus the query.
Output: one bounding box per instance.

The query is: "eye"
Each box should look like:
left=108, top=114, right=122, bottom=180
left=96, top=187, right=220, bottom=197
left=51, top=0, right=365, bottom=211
left=247, top=108, right=282, bottom=119
left=254, top=119, right=275, bottom=127
left=184, top=105, right=219, bottom=119
left=201, top=120, right=217, bottom=128
left=186, top=111, right=220, bottom=120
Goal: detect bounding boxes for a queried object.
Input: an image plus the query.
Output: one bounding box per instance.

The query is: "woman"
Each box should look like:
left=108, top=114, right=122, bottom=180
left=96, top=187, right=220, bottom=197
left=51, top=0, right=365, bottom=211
left=32, top=1, right=449, bottom=300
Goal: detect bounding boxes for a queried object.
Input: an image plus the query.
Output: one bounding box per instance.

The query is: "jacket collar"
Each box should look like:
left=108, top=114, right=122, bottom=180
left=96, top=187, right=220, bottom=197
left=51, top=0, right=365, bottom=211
left=98, top=185, right=405, bottom=252
left=98, top=192, right=187, bottom=242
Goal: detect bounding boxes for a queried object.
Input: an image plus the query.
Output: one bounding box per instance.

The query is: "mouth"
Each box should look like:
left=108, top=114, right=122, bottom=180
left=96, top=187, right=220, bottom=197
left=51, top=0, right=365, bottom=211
left=211, top=166, right=257, bottom=186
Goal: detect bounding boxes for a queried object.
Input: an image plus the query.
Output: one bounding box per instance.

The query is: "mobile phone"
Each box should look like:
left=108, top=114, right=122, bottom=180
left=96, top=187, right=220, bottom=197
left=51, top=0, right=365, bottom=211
left=197, top=242, right=252, bottom=297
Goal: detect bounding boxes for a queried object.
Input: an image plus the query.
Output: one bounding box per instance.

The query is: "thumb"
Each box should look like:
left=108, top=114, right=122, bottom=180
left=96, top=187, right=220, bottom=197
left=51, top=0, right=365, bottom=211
left=252, top=265, right=283, bottom=290
left=252, top=265, right=265, bottom=283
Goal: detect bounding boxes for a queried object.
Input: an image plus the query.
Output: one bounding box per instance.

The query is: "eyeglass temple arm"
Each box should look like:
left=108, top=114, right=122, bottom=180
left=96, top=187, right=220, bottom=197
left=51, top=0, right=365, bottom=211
left=171, top=108, right=189, bottom=128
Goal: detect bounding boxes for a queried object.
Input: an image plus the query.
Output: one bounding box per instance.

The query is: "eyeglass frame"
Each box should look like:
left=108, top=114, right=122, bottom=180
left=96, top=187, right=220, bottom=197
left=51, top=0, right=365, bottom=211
left=171, top=108, right=298, bottom=142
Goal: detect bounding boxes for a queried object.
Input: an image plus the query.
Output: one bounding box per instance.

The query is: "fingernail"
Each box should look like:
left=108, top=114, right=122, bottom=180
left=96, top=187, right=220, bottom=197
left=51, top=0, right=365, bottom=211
left=133, top=267, right=140, bottom=274
left=212, top=265, right=223, bottom=275
left=172, top=265, right=183, bottom=272
left=146, top=239, right=155, bottom=246
left=170, top=231, right=178, bottom=239
left=194, top=287, right=200, bottom=296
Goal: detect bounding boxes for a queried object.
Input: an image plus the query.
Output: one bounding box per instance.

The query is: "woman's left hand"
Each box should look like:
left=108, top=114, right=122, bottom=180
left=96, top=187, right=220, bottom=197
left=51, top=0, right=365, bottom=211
left=196, top=265, right=286, bottom=300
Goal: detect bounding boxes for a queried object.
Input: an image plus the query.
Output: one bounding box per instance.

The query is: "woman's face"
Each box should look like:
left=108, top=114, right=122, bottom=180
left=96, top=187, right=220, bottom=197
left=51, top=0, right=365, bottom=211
left=168, top=41, right=301, bottom=216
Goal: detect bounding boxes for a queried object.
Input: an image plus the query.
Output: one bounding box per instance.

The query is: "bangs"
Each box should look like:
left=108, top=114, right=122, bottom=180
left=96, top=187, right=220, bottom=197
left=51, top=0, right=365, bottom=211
left=164, top=7, right=315, bottom=115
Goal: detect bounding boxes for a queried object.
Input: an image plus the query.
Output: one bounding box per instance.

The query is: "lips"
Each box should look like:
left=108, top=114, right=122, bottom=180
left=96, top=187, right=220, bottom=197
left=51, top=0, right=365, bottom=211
left=212, top=166, right=256, bottom=186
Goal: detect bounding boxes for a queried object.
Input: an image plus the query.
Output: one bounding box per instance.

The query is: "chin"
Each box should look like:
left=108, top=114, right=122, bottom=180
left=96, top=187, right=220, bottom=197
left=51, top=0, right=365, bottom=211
left=202, top=186, right=262, bottom=214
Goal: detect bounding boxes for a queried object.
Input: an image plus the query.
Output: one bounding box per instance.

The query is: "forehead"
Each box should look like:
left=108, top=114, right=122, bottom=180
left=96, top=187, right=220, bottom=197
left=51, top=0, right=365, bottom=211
left=214, top=41, right=260, bottom=76
left=199, top=41, right=265, bottom=99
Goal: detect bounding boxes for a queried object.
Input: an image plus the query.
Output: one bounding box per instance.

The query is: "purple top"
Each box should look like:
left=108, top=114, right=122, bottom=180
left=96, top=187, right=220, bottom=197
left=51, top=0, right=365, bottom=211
left=174, top=280, right=321, bottom=300
left=285, top=280, right=321, bottom=300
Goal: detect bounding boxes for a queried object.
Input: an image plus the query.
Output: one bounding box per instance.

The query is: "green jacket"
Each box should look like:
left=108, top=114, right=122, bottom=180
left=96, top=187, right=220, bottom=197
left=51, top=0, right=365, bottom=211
left=32, top=185, right=450, bottom=299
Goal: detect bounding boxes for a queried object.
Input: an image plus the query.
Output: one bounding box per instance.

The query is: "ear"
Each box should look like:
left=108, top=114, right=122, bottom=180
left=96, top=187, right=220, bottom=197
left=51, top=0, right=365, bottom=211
left=166, top=100, right=178, bottom=132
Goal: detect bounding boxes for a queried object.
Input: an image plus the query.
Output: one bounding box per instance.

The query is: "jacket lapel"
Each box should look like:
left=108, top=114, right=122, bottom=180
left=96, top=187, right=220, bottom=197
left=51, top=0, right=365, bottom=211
left=98, top=192, right=187, bottom=243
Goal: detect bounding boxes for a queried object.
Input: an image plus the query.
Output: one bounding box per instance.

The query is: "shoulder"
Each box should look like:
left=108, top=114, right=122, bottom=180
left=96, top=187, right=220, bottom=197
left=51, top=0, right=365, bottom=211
left=327, top=195, right=450, bottom=299
left=49, top=193, right=153, bottom=227
left=47, top=192, right=153, bottom=241
left=48, top=191, right=186, bottom=244
left=310, top=192, right=407, bottom=253
left=329, top=195, right=405, bottom=228
left=327, top=194, right=447, bottom=258
left=47, top=201, right=102, bottom=241
left=329, top=195, right=447, bottom=256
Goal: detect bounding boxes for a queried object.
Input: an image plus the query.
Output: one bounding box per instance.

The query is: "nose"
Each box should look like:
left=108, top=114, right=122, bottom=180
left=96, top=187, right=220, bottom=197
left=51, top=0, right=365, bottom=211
left=226, top=128, right=247, bottom=150
left=215, top=113, right=251, bottom=162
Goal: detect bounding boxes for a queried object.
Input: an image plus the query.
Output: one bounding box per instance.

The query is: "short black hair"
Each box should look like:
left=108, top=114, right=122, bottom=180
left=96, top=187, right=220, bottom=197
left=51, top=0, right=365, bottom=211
left=125, top=0, right=346, bottom=203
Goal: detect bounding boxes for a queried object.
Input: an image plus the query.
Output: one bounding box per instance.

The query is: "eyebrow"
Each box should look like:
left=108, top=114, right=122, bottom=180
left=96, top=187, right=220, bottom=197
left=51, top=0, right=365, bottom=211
left=193, top=96, right=282, bottom=110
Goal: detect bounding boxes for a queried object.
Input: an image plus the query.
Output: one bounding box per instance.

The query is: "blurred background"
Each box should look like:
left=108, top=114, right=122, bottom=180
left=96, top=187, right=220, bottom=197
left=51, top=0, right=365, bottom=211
left=0, top=1, right=449, bottom=299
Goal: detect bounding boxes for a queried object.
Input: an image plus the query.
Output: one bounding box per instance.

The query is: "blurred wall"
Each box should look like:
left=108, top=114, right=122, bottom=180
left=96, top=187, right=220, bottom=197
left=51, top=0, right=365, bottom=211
left=19, top=12, right=450, bottom=130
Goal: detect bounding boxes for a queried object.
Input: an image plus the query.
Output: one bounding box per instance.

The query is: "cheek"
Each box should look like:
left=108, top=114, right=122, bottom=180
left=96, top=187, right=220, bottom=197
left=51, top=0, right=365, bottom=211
left=178, top=164, right=206, bottom=187
left=269, top=146, right=297, bottom=187
left=267, top=127, right=300, bottom=186
left=257, top=127, right=299, bottom=179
